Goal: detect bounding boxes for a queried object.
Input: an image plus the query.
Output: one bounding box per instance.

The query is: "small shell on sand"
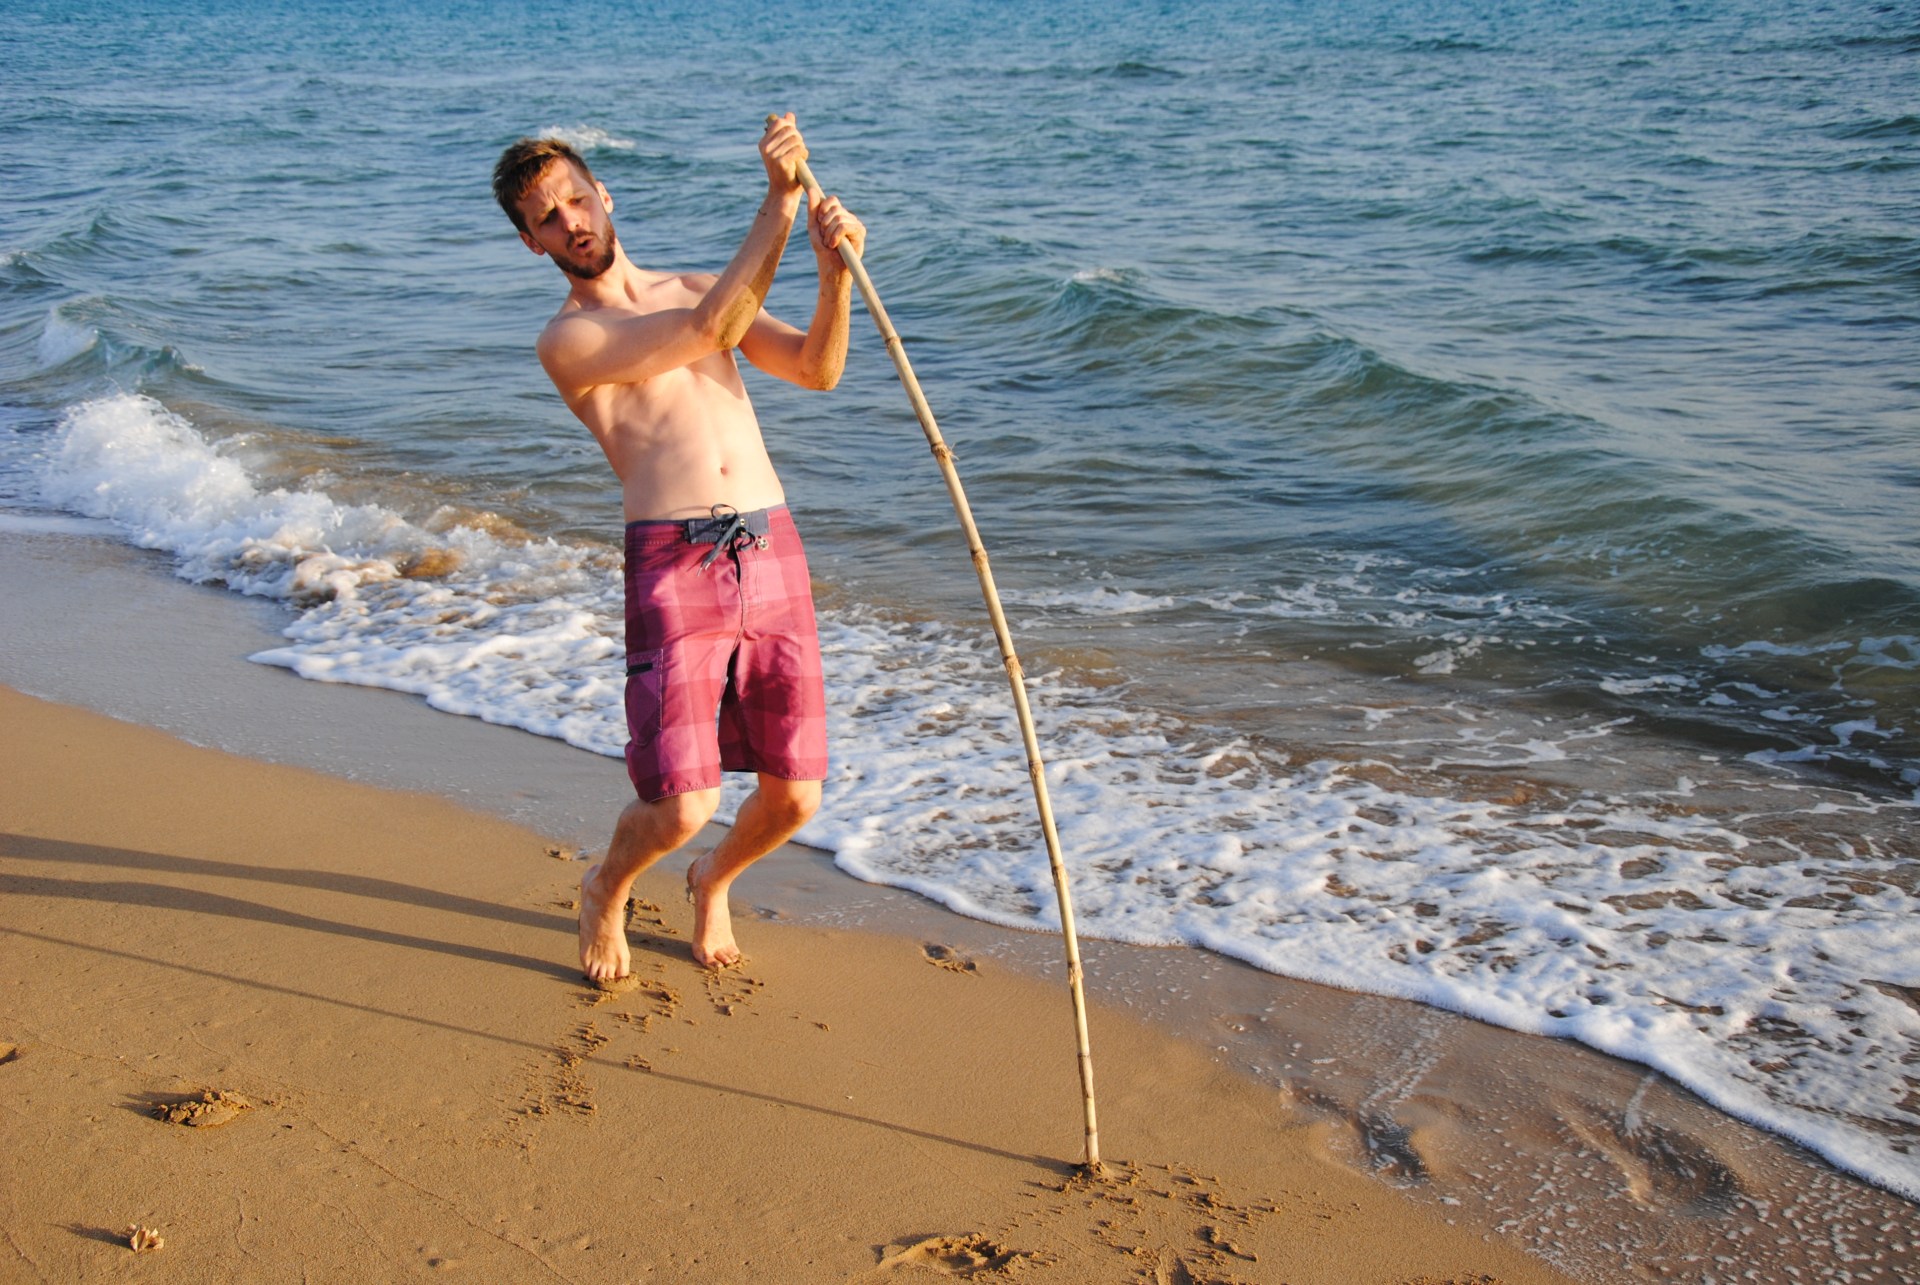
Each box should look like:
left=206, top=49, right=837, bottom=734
left=126, top=1225, right=163, bottom=1253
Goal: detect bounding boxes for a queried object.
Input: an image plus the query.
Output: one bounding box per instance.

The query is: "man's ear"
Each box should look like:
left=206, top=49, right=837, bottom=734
left=599, top=181, right=613, bottom=214
left=518, top=229, right=546, bottom=257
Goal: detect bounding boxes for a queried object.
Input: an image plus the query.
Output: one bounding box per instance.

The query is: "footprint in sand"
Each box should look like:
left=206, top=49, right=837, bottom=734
left=589, top=973, right=643, bottom=996
left=1556, top=1090, right=1745, bottom=1214
left=1151, top=1251, right=1203, bottom=1285
left=873, top=1234, right=1026, bottom=1276
left=1023, top=1160, right=1294, bottom=1283
left=509, top=1020, right=612, bottom=1126
left=922, top=943, right=979, bottom=975
left=152, top=1089, right=256, bottom=1128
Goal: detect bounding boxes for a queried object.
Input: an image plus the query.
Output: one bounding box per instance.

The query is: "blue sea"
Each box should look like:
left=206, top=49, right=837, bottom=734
left=2, top=0, right=1916, bottom=1206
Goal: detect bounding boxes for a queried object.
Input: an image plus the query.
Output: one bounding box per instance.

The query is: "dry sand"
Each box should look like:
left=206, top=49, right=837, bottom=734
left=1, top=684, right=1572, bottom=1283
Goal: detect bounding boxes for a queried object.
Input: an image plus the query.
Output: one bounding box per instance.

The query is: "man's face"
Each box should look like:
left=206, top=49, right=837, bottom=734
left=515, top=160, right=618, bottom=280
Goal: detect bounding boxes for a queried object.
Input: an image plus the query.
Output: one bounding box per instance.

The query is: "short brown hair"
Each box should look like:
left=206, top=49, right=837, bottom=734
left=492, top=138, right=597, bottom=233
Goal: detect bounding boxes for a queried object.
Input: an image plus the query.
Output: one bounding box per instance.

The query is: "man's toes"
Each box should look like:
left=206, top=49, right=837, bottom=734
left=691, top=944, right=734, bottom=970
left=586, top=951, right=630, bottom=981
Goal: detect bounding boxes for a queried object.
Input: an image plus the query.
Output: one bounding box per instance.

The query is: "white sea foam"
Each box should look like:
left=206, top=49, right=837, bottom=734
left=998, top=583, right=1175, bottom=614
left=1831, top=718, right=1890, bottom=747
left=1600, top=673, right=1694, bottom=695
left=536, top=124, right=637, bottom=153
left=1414, top=633, right=1487, bottom=675
left=1070, top=266, right=1139, bottom=286
left=38, top=391, right=1920, bottom=1202
left=1706, top=635, right=1920, bottom=673
left=40, top=395, right=630, bottom=748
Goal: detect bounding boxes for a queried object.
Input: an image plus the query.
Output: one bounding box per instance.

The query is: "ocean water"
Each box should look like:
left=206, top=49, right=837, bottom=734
left=2, top=0, right=1917, bottom=1203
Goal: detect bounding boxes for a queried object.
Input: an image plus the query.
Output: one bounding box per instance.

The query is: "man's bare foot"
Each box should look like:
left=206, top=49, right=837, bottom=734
left=686, top=854, right=742, bottom=969
left=579, top=862, right=631, bottom=982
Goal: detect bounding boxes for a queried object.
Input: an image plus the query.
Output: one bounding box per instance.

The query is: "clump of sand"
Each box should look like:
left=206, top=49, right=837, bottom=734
left=152, top=1089, right=257, bottom=1128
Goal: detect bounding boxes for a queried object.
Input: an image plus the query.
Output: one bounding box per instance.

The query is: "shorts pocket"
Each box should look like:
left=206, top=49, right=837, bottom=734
left=623, top=649, right=665, bottom=751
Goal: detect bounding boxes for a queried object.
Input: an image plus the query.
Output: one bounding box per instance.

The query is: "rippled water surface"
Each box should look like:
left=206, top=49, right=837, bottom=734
left=3, top=0, right=1916, bottom=1201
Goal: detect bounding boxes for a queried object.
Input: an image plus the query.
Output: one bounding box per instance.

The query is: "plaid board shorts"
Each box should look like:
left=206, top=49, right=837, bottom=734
left=621, top=505, right=828, bottom=802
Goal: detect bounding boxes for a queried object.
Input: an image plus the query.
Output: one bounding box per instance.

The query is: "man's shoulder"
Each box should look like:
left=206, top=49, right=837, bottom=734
left=535, top=303, right=593, bottom=357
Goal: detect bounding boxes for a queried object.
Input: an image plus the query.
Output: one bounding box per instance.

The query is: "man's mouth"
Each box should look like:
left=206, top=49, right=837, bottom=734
left=555, top=230, right=617, bottom=280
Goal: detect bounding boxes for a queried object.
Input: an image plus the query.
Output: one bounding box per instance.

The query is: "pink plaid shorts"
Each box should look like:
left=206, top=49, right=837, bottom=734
left=621, top=505, right=828, bottom=802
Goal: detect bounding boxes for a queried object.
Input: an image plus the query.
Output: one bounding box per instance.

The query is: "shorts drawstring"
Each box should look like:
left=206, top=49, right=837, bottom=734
left=690, top=504, right=773, bottom=570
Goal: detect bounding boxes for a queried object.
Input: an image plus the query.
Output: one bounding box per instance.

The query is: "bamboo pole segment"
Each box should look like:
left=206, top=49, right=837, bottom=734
left=777, top=120, right=1101, bottom=1173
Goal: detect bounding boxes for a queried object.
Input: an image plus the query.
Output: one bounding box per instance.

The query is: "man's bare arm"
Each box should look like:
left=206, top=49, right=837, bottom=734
left=538, top=115, right=811, bottom=401
left=739, top=195, right=866, bottom=391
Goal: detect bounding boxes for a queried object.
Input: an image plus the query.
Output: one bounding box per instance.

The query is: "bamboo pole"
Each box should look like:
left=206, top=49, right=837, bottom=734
left=779, top=121, right=1101, bottom=1173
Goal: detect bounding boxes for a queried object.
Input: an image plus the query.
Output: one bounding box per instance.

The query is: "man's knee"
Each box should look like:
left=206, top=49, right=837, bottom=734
left=626, top=789, right=720, bottom=847
left=760, top=776, right=822, bottom=830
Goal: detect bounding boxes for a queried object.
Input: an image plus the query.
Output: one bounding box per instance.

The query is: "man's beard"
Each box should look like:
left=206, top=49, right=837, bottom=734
left=557, top=232, right=617, bottom=280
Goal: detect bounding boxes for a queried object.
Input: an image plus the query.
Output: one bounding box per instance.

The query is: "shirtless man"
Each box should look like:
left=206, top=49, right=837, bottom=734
left=492, top=113, right=865, bottom=978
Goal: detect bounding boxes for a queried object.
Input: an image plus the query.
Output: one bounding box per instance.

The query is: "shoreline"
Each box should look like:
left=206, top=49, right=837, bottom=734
left=15, top=390, right=1920, bottom=1211
left=1, top=522, right=1914, bottom=1281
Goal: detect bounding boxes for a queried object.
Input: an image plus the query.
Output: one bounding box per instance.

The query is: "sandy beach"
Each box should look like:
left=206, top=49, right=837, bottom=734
left=2, top=681, right=1574, bottom=1283
left=6, top=1, right=1919, bottom=1277
left=3, top=525, right=1917, bottom=1283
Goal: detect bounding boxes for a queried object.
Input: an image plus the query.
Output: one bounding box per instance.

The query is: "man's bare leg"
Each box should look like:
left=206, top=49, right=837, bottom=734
left=686, top=775, right=822, bottom=968
left=580, top=787, right=720, bottom=981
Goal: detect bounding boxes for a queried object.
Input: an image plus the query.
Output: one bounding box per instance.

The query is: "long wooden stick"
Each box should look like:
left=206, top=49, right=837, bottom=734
left=780, top=123, right=1101, bottom=1172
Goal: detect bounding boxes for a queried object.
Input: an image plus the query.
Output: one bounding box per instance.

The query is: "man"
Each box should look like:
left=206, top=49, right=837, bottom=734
left=492, top=113, right=865, bottom=979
